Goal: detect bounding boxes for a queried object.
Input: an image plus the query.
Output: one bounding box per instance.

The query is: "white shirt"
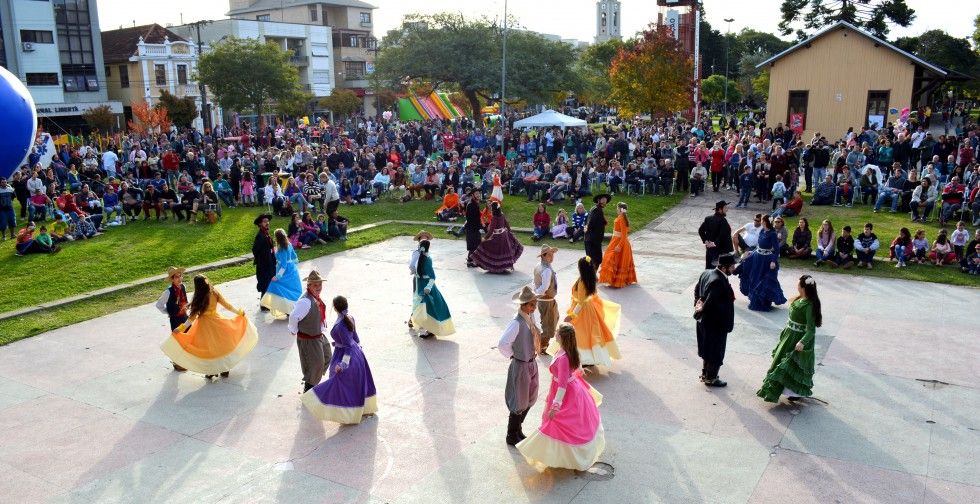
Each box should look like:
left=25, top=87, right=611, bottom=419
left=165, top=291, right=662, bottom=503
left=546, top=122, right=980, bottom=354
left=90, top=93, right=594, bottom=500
left=911, top=131, right=926, bottom=149
left=497, top=318, right=521, bottom=359
left=533, top=265, right=553, bottom=298
left=742, top=222, right=762, bottom=248
left=102, top=151, right=119, bottom=175
left=287, top=297, right=326, bottom=335
left=322, top=179, right=339, bottom=203
left=409, top=249, right=421, bottom=275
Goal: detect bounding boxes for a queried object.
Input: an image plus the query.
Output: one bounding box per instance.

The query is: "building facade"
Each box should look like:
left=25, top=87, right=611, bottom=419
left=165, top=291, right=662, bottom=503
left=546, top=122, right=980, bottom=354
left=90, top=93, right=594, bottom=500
left=759, top=22, right=959, bottom=140
left=101, top=24, right=208, bottom=131
left=226, top=0, right=377, bottom=115
left=0, top=0, right=121, bottom=131
left=595, top=0, right=621, bottom=44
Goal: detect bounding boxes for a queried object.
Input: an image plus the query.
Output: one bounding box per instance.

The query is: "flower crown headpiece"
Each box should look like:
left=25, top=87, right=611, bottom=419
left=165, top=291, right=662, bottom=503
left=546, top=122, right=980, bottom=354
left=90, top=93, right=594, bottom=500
left=803, top=276, right=816, bottom=286
left=584, top=256, right=592, bottom=263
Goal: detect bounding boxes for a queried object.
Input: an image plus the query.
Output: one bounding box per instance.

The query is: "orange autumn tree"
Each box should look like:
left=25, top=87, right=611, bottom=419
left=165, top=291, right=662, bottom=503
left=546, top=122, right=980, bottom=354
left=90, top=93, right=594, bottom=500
left=609, top=24, right=693, bottom=117
left=127, top=100, right=172, bottom=135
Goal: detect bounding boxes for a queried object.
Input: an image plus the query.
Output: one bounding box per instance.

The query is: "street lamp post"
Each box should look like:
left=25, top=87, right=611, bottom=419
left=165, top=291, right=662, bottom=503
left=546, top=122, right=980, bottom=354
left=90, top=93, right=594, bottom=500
left=723, top=17, right=734, bottom=115
left=500, top=0, right=508, bottom=129
left=368, top=36, right=380, bottom=119
left=188, top=20, right=213, bottom=133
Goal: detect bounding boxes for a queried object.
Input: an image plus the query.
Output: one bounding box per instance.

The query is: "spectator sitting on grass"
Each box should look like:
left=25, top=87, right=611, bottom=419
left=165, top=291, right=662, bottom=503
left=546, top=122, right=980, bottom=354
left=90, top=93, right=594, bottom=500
left=531, top=203, right=550, bottom=241
left=568, top=201, right=587, bottom=243
left=929, top=229, right=957, bottom=266
left=854, top=222, right=881, bottom=269
left=813, top=219, right=835, bottom=266
left=963, top=243, right=980, bottom=275
left=786, top=217, right=813, bottom=259
left=829, top=225, right=855, bottom=269
left=889, top=227, right=914, bottom=268
left=912, top=229, right=929, bottom=264
left=771, top=191, right=804, bottom=219
left=50, top=214, right=72, bottom=242
left=15, top=222, right=57, bottom=255
left=811, top=175, right=836, bottom=206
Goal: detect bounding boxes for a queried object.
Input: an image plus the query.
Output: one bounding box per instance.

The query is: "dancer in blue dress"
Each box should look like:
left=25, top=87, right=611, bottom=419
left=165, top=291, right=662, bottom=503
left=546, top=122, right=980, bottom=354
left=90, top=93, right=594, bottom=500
left=260, top=229, right=304, bottom=319
left=301, top=296, right=378, bottom=424
left=410, top=239, right=456, bottom=338
left=736, top=215, right=787, bottom=311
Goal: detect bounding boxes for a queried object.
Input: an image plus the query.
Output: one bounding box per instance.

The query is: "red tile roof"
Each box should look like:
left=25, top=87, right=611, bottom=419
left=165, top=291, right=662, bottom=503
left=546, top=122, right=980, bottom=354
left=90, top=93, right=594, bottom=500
left=100, top=24, right=188, bottom=63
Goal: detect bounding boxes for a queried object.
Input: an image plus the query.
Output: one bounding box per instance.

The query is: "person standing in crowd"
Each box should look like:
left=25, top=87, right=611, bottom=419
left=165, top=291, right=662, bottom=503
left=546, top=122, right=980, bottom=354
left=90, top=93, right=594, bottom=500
left=411, top=239, right=456, bottom=338
left=301, top=295, right=377, bottom=423
left=498, top=286, right=541, bottom=446
left=260, top=229, right=303, bottom=319
left=583, top=193, right=610, bottom=272
left=160, top=274, right=258, bottom=380
left=599, top=202, right=637, bottom=288
left=287, top=270, right=332, bottom=392
left=698, top=200, right=733, bottom=269
left=517, top=323, right=605, bottom=471
left=533, top=245, right=559, bottom=352
left=694, top=253, right=737, bottom=387
left=155, top=266, right=189, bottom=372
left=0, top=177, right=16, bottom=241
left=758, top=275, right=822, bottom=404
left=252, top=214, right=277, bottom=310
left=471, top=201, right=523, bottom=273
left=736, top=215, right=787, bottom=312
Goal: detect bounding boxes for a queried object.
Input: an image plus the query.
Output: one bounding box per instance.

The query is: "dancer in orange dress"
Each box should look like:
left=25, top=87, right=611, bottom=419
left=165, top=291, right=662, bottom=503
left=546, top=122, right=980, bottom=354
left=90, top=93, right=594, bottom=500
left=547, top=256, right=621, bottom=368
left=598, top=202, right=637, bottom=288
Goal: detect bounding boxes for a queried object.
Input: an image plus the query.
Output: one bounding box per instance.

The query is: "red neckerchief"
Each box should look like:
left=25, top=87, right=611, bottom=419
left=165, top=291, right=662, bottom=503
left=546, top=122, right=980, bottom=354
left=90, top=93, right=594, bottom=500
left=308, top=288, right=326, bottom=324
left=176, top=284, right=188, bottom=317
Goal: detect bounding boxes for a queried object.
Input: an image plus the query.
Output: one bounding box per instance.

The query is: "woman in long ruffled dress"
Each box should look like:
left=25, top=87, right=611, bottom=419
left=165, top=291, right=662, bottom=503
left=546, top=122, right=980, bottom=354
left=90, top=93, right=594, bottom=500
left=757, top=275, right=822, bottom=404
left=260, top=229, right=303, bottom=319
left=302, top=296, right=378, bottom=423
left=598, top=202, right=637, bottom=288
left=410, top=240, right=456, bottom=338
left=161, top=274, right=259, bottom=379
left=548, top=257, right=621, bottom=367
left=471, top=201, right=524, bottom=273
left=736, top=215, right=787, bottom=311
left=491, top=170, right=504, bottom=203
left=518, top=323, right=605, bottom=471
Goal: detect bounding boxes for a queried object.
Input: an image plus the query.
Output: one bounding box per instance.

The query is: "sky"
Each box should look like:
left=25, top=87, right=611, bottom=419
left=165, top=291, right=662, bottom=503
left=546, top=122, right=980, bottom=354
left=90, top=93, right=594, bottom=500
left=97, top=0, right=977, bottom=43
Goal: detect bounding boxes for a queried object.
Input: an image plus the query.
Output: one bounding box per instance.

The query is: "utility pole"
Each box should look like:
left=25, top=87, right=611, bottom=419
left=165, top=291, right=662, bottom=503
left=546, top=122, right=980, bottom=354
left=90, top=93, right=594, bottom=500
left=693, top=3, right=701, bottom=123
left=188, top=20, right=213, bottom=133
left=500, top=0, right=508, bottom=129
left=723, top=17, right=734, bottom=115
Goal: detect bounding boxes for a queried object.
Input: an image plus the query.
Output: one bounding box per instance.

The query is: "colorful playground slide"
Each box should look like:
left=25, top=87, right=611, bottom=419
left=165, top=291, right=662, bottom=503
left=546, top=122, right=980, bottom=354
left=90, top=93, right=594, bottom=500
left=417, top=95, right=442, bottom=120
left=409, top=95, right=430, bottom=120
left=398, top=92, right=464, bottom=121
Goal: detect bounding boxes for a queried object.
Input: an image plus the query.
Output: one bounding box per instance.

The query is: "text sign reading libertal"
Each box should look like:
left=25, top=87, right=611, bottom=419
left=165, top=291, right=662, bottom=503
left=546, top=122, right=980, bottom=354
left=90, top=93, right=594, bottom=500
left=35, top=101, right=123, bottom=116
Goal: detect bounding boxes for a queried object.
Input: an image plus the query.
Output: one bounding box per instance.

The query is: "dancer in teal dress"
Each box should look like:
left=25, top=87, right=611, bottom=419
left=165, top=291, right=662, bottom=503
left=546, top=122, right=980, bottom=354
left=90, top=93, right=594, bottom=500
left=410, top=240, right=456, bottom=338
left=757, top=275, right=822, bottom=403
left=261, top=229, right=304, bottom=319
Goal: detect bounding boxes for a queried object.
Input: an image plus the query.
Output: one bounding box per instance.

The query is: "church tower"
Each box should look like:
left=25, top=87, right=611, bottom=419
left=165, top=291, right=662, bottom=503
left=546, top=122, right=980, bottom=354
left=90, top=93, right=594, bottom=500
left=595, top=0, right=622, bottom=44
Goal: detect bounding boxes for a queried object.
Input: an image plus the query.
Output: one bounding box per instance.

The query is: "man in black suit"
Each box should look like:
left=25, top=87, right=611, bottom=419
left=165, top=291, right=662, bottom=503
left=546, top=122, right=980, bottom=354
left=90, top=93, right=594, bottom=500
left=694, top=253, right=737, bottom=387
left=698, top=200, right=734, bottom=269
left=584, top=193, right=610, bottom=271
left=252, top=213, right=276, bottom=310
left=463, top=188, right=483, bottom=267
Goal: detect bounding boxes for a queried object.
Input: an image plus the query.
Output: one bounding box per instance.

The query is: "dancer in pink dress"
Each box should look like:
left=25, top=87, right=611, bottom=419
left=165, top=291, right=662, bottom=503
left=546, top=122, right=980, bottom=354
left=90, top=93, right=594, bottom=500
left=517, top=323, right=605, bottom=471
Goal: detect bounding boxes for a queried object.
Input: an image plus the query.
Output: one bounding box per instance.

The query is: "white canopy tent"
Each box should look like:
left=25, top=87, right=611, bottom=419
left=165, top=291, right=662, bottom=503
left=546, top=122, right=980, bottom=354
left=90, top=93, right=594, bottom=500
left=513, top=109, right=587, bottom=130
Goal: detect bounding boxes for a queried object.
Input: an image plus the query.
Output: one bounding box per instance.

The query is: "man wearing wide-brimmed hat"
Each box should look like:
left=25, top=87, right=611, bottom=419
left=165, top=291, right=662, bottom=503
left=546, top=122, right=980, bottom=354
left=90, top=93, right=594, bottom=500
left=697, top=200, right=733, bottom=269
left=584, top=193, right=610, bottom=271
left=532, top=244, right=559, bottom=352
left=462, top=187, right=483, bottom=267
left=288, top=270, right=332, bottom=392
left=252, top=213, right=276, bottom=309
left=694, top=253, right=737, bottom=388
left=498, top=285, right=542, bottom=446
left=155, top=266, right=188, bottom=372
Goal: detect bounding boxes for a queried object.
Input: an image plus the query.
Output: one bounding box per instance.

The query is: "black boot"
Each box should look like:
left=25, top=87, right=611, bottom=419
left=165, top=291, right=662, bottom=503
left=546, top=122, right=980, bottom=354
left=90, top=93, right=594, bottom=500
left=518, top=409, right=530, bottom=441
left=303, top=382, right=314, bottom=392
left=506, top=413, right=522, bottom=446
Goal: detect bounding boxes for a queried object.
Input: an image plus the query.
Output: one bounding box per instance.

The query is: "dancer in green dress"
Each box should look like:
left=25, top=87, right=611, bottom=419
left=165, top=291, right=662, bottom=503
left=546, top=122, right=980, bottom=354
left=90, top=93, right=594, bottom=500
left=757, top=275, right=823, bottom=403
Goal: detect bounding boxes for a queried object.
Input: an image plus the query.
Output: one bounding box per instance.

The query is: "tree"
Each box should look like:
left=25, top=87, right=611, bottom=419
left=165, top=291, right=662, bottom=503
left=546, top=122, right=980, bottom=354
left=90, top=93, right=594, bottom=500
left=319, top=89, right=363, bottom=117
left=973, top=14, right=980, bottom=51
left=275, top=90, right=314, bottom=117
left=752, top=71, right=771, bottom=103
left=575, top=39, right=628, bottom=105
left=701, top=75, right=742, bottom=107
left=127, top=100, right=171, bottom=135
left=778, top=0, right=916, bottom=40
left=197, top=37, right=301, bottom=126
left=895, top=30, right=980, bottom=98
left=156, top=90, right=198, bottom=128
left=375, top=13, right=578, bottom=120
left=609, top=24, right=693, bottom=117
left=82, top=104, right=115, bottom=132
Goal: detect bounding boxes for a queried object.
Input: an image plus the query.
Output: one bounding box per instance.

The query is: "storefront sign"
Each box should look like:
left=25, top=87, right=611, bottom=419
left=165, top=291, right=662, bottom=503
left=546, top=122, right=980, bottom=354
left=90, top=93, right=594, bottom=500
left=35, top=101, right=123, bottom=117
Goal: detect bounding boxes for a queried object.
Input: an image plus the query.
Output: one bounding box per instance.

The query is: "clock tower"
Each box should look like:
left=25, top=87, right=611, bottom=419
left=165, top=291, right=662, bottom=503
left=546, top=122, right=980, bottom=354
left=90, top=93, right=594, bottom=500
left=595, top=0, right=622, bottom=44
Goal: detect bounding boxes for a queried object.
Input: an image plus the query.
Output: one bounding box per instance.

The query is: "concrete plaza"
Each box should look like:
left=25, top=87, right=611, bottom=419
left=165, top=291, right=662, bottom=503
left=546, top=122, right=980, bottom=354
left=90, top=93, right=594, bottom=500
left=0, top=197, right=977, bottom=503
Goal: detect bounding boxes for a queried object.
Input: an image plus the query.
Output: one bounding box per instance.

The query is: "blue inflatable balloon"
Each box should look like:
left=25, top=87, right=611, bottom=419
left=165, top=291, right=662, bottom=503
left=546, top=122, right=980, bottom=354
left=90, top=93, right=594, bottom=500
left=0, top=66, right=38, bottom=180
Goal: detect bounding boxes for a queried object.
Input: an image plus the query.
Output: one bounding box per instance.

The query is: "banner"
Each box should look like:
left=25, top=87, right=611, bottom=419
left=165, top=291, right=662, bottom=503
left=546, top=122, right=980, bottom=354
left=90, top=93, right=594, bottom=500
left=789, top=113, right=805, bottom=135
left=664, top=10, right=680, bottom=39
left=867, top=114, right=885, bottom=129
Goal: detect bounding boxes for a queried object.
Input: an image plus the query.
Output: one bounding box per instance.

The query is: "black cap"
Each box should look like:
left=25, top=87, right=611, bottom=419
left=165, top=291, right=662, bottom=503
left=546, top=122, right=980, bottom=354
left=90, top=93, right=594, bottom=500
left=715, top=200, right=729, bottom=210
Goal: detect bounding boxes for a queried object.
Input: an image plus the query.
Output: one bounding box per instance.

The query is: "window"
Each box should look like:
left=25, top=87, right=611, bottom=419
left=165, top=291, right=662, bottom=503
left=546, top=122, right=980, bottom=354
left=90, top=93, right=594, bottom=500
left=104, top=65, right=110, bottom=77
left=348, top=35, right=361, bottom=48
left=53, top=0, right=97, bottom=92
left=360, top=12, right=371, bottom=24
left=119, top=64, right=129, bottom=87
left=309, top=5, right=318, bottom=22
left=613, top=12, right=618, bottom=27
left=26, top=73, right=60, bottom=86
left=601, top=12, right=607, bottom=27
left=20, top=30, right=55, bottom=43
left=787, top=90, right=809, bottom=129
left=177, top=64, right=187, bottom=85
left=344, top=61, right=366, bottom=79
left=155, top=64, right=166, bottom=85
left=866, top=90, right=889, bottom=116
left=256, top=14, right=270, bottom=21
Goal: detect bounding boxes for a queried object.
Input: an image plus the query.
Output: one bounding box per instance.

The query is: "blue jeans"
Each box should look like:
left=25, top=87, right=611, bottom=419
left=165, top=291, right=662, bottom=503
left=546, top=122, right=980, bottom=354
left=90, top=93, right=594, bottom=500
left=894, top=244, right=908, bottom=263
left=910, top=200, right=934, bottom=220
left=815, top=247, right=833, bottom=262
left=289, top=193, right=309, bottom=212
left=813, top=167, right=827, bottom=188
left=738, top=186, right=751, bottom=206
left=875, top=190, right=900, bottom=211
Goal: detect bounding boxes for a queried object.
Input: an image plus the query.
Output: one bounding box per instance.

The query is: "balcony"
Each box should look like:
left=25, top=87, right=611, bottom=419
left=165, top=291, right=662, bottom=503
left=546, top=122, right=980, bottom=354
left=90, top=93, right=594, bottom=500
left=290, top=55, right=309, bottom=66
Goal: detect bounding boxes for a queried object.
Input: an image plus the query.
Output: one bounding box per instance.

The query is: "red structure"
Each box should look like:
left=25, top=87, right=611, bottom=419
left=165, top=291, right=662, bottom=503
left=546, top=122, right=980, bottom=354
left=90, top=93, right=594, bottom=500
left=657, top=0, right=701, bottom=119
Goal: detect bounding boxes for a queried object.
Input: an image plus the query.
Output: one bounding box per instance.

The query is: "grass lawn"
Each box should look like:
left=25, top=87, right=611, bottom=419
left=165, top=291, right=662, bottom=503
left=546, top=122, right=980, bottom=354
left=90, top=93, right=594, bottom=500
left=785, top=197, right=979, bottom=287
left=0, top=191, right=685, bottom=345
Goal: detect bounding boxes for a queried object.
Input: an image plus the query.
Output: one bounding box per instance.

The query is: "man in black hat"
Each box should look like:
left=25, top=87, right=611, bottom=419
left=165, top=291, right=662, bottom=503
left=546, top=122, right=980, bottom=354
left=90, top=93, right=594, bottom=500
left=462, top=187, right=483, bottom=267
left=698, top=200, right=733, bottom=269
left=252, top=214, right=276, bottom=309
left=584, top=193, right=610, bottom=271
left=694, top=253, right=737, bottom=387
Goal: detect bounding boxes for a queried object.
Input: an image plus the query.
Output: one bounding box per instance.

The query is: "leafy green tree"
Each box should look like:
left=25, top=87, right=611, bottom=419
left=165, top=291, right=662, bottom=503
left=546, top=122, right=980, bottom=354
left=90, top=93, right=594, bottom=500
left=895, top=30, right=980, bottom=98
left=81, top=104, right=115, bottom=132
left=701, top=74, right=741, bottom=107
left=752, top=71, right=770, bottom=103
left=156, top=90, right=199, bottom=128
left=738, top=52, right=773, bottom=106
left=973, top=14, right=980, bottom=51
left=318, top=89, right=363, bottom=117
left=778, top=0, right=916, bottom=40
left=197, top=37, right=301, bottom=125
left=575, top=39, right=628, bottom=105
left=375, top=13, right=577, bottom=120
left=737, top=29, right=792, bottom=56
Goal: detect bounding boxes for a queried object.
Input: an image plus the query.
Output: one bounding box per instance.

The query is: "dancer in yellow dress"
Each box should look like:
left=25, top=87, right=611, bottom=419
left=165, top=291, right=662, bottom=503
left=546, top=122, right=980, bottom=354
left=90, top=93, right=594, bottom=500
left=160, top=274, right=259, bottom=379
left=598, top=202, right=637, bottom=288
left=547, top=256, right=621, bottom=367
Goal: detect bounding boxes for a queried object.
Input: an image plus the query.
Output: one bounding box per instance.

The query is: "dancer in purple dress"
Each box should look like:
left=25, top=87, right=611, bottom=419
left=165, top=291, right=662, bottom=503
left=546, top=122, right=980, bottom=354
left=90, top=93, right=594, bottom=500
left=471, top=201, right=524, bottom=273
left=301, top=296, right=378, bottom=424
